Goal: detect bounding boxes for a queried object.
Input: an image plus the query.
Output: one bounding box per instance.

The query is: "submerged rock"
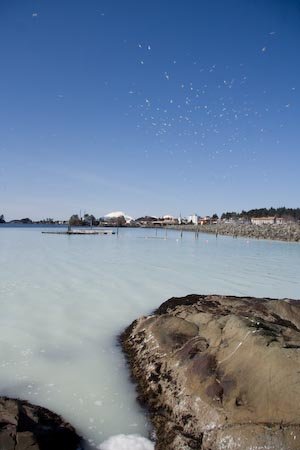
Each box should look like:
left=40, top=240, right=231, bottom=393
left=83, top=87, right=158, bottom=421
left=0, top=397, right=82, bottom=450
left=121, top=294, right=300, bottom=449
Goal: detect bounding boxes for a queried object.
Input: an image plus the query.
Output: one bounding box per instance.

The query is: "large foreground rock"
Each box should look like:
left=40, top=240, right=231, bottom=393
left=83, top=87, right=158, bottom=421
left=121, top=294, right=300, bottom=449
left=0, top=397, right=82, bottom=450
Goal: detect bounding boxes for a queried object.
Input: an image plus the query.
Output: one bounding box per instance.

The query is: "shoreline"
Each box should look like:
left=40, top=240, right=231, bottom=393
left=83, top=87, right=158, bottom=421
left=2, top=222, right=300, bottom=243
left=165, top=222, right=300, bottom=242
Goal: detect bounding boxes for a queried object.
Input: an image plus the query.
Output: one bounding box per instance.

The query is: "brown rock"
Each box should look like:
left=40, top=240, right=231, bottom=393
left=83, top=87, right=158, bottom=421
left=0, top=397, right=82, bottom=450
left=0, top=425, right=16, bottom=450
left=121, top=294, right=300, bottom=449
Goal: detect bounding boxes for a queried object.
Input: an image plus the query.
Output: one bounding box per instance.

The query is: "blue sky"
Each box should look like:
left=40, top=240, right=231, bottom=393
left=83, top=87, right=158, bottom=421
left=0, top=0, right=300, bottom=220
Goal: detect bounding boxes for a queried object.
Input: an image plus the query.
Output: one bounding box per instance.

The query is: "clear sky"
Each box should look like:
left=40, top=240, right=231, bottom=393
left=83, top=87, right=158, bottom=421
left=0, top=0, right=300, bottom=220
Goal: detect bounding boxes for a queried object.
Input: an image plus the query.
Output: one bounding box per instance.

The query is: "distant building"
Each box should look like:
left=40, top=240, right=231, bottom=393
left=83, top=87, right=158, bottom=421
left=162, top=215, right=175, bottom=221
left=135, top=216, right=157, bottom=226
left=150, top=215, right=178, bottom=226
left=199, top=216, right=212, bottom=225
left=275, top=217, right=284, bottom=225
left=161, top=215, right=178, bottom=225
left=188, top=214, right=198, bottom=225
left=250, top=217, right=283, bottom=225
left=104, top=211, right=134, bottom=224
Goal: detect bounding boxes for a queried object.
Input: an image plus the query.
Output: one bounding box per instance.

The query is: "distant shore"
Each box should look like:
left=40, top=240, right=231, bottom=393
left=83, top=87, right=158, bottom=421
left=1, top=221, right=300, bottom=243
left=166, top=222, right=300, bottom=242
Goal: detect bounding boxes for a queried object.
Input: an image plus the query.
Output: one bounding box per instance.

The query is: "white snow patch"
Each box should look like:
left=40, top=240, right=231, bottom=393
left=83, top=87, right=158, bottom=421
left=99, top=434, right=154, bottom=450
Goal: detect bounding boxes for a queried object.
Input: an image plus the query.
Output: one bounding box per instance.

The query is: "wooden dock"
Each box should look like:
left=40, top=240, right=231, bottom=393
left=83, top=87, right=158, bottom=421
left=42, top=229, right=115, bottom=235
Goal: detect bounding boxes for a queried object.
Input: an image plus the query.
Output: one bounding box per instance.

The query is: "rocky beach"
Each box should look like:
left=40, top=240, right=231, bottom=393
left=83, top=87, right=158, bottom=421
left=169, top=222, right=300, bottom=242
left=121, top=294, right=300, bottom=450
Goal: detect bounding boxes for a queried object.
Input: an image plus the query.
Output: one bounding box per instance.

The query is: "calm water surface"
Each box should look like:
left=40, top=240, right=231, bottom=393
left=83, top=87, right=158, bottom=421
left=0, top=226, right=299, bottom=448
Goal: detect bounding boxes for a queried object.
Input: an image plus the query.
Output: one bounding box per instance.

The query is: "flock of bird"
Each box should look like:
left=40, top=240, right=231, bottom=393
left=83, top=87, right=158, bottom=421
left=123, top=32, right=295, bottom=172
left=31, top=9, right=297, bottom=175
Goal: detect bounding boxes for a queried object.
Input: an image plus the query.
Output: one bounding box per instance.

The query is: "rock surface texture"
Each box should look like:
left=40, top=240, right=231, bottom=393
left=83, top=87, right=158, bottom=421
left=121, top=294, right=300, bottom=450
left=0, top=397, right=81, bottom=450
left=169, top=223, right=300, bottom=242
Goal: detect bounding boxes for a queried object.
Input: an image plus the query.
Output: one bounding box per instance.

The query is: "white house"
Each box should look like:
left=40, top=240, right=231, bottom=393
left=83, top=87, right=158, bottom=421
left=188, top=214, right=198, bottom=225
left=162, top=214, right=174, bottom=221
left=251, top=217, right=276, bottom=225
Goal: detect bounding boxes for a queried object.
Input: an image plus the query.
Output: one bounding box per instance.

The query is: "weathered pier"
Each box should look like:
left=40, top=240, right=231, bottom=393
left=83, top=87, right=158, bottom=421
left=166, top=222, right=300, bottom=242
left=42, top=229, right=115, bottom=235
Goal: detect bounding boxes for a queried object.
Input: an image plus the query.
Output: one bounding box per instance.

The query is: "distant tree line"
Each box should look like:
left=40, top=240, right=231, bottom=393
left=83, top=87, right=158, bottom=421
left=68, top=213, right=126, bottom=227
left=69, top=214, right=98, bottom=226
left=221, top=207, right=300, bottom=221
left=0, top=213, right=127, bottom=226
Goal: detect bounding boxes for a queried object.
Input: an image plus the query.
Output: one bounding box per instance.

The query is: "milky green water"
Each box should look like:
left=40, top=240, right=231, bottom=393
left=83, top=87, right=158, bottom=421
left=0, top=226, right=299, bottom=448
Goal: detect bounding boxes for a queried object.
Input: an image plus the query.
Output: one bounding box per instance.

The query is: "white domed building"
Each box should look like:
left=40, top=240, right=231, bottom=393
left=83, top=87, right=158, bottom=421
left=104, top=211, right=134, bottom=224
left=163, top=215, right=175, bottom=221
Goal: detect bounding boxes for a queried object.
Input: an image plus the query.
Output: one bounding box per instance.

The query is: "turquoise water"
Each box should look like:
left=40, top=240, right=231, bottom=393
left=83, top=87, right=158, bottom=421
left=0, top=226, right=299, bottom=448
